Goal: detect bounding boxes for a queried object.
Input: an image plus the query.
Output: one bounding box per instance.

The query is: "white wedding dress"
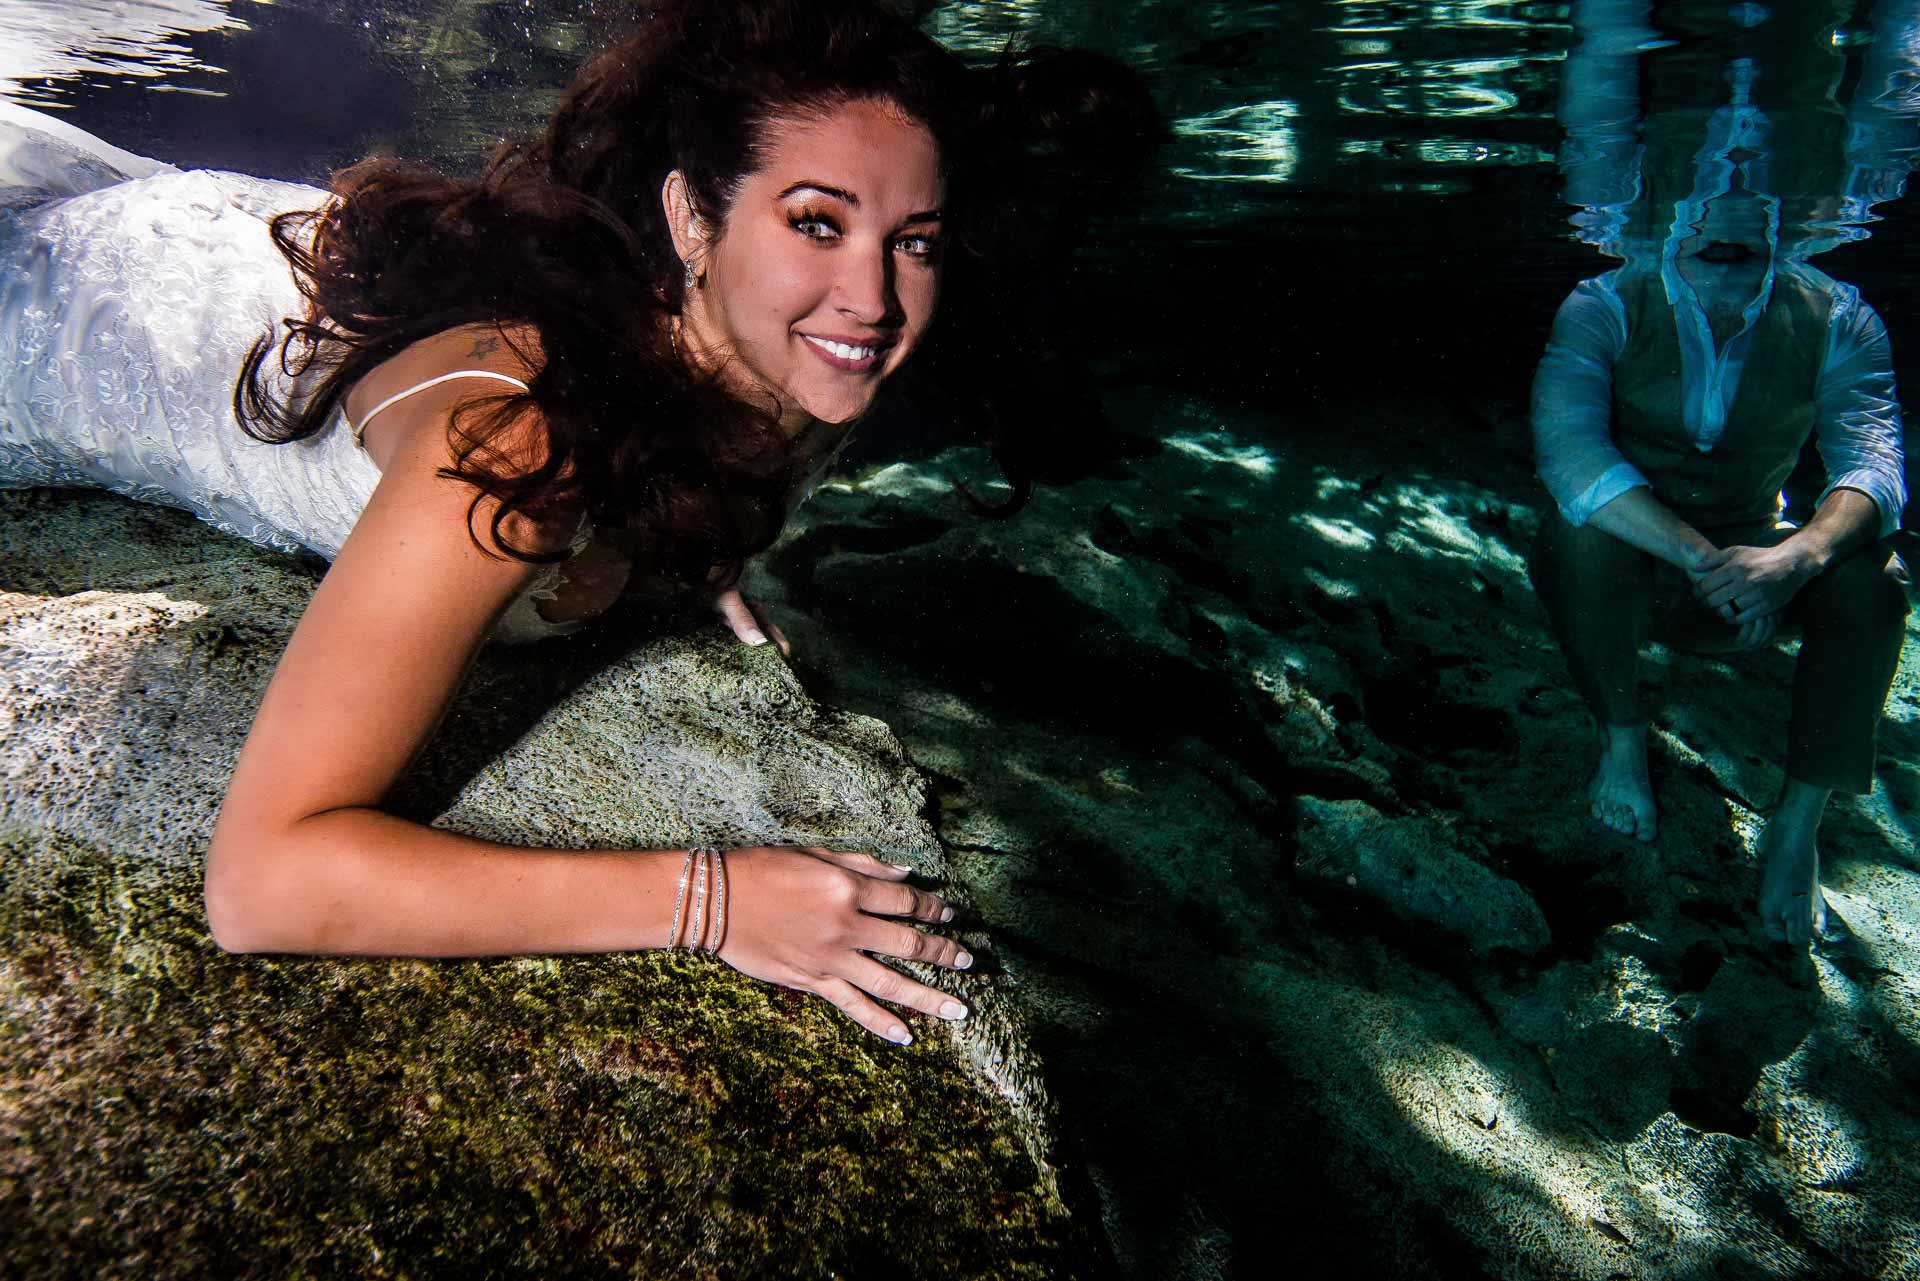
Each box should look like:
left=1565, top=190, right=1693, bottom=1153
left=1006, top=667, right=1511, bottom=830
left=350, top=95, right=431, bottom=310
left=0, top=105, right=847, bottom=643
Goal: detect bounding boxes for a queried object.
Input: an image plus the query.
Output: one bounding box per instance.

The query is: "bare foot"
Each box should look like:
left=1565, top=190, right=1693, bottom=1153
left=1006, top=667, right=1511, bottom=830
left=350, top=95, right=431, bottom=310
left=1756, top=781, right=1841, bottom=949
left=1589, top=723, right=1657, bottom=842
left=1756, top=828, right=1826, bottom=947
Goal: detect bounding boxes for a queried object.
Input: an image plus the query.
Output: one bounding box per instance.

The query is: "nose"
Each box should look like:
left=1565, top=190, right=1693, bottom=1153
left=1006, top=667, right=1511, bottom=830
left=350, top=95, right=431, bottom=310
left=835, top=240, right=904, bottom=329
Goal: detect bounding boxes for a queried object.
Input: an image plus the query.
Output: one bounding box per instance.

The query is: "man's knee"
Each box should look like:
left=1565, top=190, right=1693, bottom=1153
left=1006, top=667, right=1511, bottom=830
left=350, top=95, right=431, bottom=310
left=1528, top=512, right=1647, bottom=598
left=1799, top=545, right=1911, bottom=630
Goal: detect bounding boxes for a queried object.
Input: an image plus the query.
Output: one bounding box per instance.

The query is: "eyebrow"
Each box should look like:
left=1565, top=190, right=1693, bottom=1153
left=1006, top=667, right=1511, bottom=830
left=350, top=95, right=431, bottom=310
left=777, top=181, right=942, bottom=224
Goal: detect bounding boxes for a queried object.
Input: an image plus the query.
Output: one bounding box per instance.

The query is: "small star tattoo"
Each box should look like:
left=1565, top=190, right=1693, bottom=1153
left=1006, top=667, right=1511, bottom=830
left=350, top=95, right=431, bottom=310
left=468, top=336, right=501, bottom=360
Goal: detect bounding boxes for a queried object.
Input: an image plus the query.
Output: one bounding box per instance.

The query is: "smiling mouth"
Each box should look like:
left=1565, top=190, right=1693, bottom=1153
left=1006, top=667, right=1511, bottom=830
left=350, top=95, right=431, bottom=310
left=801, top=333, right=892, bottom=372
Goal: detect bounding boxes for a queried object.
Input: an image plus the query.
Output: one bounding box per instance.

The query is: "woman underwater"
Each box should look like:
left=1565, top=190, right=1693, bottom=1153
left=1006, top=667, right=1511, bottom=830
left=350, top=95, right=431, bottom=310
left=0, top=0, right=1157, bottom=1043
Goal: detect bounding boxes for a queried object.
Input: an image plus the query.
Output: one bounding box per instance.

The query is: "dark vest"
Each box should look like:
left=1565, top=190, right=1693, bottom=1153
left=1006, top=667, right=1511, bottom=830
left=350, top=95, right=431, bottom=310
left=1612, top=270, right=1830, bottom=529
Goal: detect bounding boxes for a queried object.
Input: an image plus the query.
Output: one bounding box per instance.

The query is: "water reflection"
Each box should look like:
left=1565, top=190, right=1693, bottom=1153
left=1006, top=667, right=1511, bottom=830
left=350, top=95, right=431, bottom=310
left=1, top=0, right=1591, bottom=200
left=0, top=0, right=261, bottom=105
left=0, top=1, right=622, bottom=178
left=1169, top=100, right=1299, bottom=183
left=1335, top=55, right=1553, bottom=118
left=1561, top=0, right=1920, bottom=259
left=1329, top=0, right=1562, bottom=33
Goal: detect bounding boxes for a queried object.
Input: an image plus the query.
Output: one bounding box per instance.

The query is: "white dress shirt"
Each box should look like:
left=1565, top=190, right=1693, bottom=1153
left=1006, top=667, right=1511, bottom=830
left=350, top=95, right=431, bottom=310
left=1531, top=261, right=1908, bottom=535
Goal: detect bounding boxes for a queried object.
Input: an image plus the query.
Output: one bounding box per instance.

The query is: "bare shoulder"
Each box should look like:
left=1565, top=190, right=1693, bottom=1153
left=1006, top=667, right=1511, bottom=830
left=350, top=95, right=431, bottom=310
left=345, top=321, right=575, bottom=554
left=343, top=321, right=545, bottom=466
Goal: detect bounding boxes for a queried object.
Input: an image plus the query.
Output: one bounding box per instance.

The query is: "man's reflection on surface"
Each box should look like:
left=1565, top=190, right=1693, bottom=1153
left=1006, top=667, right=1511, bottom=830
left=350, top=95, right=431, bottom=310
left=1528, top=172, right=1910, bottom=947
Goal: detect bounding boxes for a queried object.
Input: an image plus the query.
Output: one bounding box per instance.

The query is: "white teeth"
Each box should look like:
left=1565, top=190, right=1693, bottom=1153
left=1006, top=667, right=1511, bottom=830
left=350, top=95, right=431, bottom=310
left=806, top=335, right=877, bottom=361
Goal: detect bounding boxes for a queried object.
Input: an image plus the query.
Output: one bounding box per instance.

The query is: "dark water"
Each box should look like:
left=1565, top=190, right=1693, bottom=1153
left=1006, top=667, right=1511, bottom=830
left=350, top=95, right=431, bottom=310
left=6, top=2, right=1918, bottom=1277
left=12, top=2, right=1920, bottom=446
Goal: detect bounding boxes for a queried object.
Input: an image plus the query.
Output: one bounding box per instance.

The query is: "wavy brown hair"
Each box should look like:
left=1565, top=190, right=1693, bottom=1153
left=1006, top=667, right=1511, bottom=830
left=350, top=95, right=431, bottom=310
left=236, top=0, right=1161, bottom=593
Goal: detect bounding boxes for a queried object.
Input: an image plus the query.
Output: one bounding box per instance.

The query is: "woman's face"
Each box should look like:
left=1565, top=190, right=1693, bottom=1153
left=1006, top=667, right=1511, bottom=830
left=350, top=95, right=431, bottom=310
left=668, top=97, right=946, bottom=432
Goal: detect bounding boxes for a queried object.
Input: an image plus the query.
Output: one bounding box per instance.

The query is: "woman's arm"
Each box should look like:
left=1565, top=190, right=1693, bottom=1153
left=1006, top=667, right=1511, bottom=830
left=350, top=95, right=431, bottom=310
left=203, top=385, right=635, bottom=954
left=204, top=377, right=968, bottom=1041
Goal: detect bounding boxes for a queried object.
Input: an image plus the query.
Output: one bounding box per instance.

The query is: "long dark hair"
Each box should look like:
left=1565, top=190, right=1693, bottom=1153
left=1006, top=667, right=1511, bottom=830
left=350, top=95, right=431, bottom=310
left=236, top=0, right=1161, bottom=592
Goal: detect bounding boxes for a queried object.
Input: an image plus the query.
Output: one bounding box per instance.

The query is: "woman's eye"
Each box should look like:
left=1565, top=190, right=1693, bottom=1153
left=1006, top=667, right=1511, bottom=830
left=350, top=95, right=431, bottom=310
left=790, top=214, right=839, bottom=240
left=896, top=235, right=942, bottom=260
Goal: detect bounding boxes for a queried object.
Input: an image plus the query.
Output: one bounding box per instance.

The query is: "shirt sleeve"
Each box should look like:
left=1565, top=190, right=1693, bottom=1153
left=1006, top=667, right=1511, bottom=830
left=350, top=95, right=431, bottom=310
left=1531, top=275, right=1648, bottom=525
left=1814, top=283, right=1908, bottom=538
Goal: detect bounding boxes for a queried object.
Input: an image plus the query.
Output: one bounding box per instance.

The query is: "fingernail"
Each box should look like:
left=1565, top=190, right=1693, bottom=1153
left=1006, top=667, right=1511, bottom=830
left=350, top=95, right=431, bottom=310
left=890, top=862, right=915, bottom=872
left=888, top=1026, right=912, bottom=1045
left=955, top=950, right=973, bottom=970
left=940, top=906, right=955, bottom=922
left=743, top=629, right=768, bottom=646
left=939, top=1001, right=968, bottom=1020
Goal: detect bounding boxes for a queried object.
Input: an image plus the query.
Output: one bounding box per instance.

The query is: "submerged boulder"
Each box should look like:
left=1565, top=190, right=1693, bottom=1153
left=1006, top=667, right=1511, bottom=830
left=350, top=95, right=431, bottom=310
left=1292, top=796, right=1551, bottom=958
left=0, top=487, right=1085, bottom=1280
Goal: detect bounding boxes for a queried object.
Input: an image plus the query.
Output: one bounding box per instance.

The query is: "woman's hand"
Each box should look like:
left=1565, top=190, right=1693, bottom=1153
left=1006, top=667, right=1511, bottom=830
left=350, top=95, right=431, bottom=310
left=717, top=846, right=972, bottom=1044
left=713, top=587, right=791, bottom=655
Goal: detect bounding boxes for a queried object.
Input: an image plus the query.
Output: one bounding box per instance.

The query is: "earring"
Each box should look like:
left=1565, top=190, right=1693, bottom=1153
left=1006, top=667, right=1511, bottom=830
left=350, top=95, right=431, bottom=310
left=684, top=258, right=699, bottom=291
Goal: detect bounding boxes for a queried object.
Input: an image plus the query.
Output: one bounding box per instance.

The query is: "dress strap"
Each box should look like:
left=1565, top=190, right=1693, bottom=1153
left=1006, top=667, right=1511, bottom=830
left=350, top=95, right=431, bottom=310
left=351, top=370, right=531, bottom=447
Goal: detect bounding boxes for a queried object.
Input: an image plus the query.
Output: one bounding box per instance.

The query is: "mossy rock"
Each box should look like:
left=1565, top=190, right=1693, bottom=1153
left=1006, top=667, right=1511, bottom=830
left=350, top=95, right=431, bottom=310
left=0, top=487, right=1085, bottom=1279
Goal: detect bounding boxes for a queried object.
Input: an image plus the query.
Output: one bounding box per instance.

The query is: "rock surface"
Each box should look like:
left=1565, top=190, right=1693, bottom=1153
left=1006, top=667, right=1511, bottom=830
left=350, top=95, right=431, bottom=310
left=0, top=487, right=1085, bottom=1280
left=744, top=387, right=1920, bottom=1281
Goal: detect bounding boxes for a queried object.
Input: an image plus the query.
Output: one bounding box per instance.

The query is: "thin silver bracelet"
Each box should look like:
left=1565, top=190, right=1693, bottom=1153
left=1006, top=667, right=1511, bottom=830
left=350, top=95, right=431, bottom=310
left=708, top=849, right=729, bottom=954
left=689, top=846, right=710, bottom=952
left=667, top=847, right=696, bottom=949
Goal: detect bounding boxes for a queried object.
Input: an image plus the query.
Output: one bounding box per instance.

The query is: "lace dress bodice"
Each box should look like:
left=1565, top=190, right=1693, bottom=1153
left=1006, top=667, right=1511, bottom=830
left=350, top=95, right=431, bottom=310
left=0, top=168, right=386, bottom=556
left=0, top=107, right=594, bottom=643
left=0, top=109, right=865, bottom=643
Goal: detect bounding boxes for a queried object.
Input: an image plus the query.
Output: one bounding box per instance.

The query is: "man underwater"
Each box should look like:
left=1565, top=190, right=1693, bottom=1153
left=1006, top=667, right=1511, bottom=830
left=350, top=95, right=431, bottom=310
left=1529, top=179, right=1910, bottom=949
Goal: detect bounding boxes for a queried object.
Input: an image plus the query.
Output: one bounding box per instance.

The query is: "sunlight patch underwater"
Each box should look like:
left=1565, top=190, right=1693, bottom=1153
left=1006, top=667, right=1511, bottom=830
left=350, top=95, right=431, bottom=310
left=1295, top=513, right=1378, bottom=551
left=1163, top=431, right=1278, bottom=476
left=1375, top=481, right=1528, bottom=572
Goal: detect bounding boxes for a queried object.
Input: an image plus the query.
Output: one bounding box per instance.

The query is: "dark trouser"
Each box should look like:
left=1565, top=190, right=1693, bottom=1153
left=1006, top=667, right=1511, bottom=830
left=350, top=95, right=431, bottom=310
left=1528, top=515, right=1911, bottom=795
